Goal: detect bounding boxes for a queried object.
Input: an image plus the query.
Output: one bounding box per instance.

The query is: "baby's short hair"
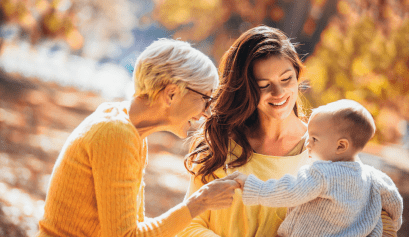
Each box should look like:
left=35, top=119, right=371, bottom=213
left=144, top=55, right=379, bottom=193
left=133, top=38, right=218, bottom=101
left=310, top=99, right=376, bottom=149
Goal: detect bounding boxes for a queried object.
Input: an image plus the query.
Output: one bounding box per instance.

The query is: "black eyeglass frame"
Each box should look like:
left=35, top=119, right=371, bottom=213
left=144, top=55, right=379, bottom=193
left=186, top=87, right=214, bottom=110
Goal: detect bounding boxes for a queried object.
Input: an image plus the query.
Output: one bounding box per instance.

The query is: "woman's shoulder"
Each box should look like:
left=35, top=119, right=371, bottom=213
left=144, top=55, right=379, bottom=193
left=80, top=101, right=139, bottom=142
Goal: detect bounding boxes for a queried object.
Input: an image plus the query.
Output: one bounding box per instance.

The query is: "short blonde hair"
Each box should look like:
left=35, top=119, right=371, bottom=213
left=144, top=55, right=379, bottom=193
left=133, top=38, right=218, bottom=100
left=310, top=99, right=376, bottom=149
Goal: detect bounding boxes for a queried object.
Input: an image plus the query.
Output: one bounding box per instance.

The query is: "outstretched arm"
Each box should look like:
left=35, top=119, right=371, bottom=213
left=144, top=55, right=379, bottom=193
left=92, top=122, right=238, bottom=237
left=241, top=165, right=324, bottom=208
left=177, top=173, right=221, bottom=237
left=185, top=172, right=241, bottom=218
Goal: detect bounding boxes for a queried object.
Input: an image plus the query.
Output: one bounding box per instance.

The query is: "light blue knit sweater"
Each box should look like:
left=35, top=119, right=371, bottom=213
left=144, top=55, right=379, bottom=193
left=242, top=160, right=403, bottom=237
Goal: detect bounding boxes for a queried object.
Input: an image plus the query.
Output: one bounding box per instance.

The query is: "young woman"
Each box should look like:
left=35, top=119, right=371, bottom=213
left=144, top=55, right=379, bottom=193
left=179, top=26, right=397, bottom=237
left=36, top=38, right=240, bottom=237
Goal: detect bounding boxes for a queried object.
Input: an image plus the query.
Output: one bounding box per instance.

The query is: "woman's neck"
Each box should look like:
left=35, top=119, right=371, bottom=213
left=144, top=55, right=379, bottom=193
left=251, top=112, right=305, bottom=140
left=246, top=112, right=307, bottom=156
left=128, top=97, right=169, bottom=139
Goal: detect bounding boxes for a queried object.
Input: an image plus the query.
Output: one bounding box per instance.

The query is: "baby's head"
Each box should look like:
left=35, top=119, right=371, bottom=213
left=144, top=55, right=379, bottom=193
left=306, top=99, right=376, bottom=162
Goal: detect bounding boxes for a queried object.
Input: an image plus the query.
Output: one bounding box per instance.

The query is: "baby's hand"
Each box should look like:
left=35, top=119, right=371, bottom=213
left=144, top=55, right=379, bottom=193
left=231, top=172, right=248, bottom=190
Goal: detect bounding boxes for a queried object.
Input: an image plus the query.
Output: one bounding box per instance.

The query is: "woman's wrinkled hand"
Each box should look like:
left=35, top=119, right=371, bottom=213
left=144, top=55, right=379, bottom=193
left=185, top=172, right=241, bottom=218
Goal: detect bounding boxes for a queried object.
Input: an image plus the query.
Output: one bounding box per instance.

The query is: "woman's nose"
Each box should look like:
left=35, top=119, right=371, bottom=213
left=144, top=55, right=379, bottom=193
left=270, top=84, right=284, bottom=97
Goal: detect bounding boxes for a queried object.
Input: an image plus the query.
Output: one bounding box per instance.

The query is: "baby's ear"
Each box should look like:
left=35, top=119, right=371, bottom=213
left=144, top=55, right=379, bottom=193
left=336, top=138, right=349, bottom=154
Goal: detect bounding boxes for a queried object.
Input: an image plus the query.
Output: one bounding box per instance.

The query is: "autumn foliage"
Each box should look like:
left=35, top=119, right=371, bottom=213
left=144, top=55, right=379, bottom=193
left=152, top=0, right=409, bottom=145
left=1, top=0, right=408, bottom=143
left=303, top=0, right=409, bottom=144
left=0, top=0, right=83, bottom=50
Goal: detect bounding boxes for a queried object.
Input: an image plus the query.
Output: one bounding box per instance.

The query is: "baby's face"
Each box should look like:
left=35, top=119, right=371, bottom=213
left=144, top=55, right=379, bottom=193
left=306, top=113, right=340, bottom=161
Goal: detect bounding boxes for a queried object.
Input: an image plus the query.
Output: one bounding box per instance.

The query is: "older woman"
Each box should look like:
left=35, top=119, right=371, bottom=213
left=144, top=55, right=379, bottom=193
left=36, top=38, right=240, bottom=237
left=179, top=26, right=397, bottom=237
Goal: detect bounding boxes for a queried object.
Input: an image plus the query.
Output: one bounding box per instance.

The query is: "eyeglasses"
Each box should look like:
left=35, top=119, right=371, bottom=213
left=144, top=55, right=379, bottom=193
left=186, top=87, right=213, bottom=110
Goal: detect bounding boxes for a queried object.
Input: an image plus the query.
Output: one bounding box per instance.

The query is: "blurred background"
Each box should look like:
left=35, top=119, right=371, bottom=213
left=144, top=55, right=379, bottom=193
left=0, top=0, right=408, bottom=236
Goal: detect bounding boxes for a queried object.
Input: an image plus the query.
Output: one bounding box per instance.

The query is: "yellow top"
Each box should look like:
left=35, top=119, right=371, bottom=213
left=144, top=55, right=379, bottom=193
left=178, top=138, right=398, bottom=237
left=36, top=101, right=192, bottom=237
left=178, top=138, right=310, bottom=237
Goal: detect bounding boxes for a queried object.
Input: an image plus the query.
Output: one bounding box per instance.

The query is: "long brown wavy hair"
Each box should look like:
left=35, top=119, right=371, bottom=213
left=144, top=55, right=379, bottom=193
left=185, top=25, right=306, bottom=183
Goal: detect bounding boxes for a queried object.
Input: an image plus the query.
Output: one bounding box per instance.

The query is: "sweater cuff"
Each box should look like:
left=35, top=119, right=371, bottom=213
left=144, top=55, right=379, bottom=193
left=160, top=202, right=192, bottom=236
left=242, top=174, right=264, bottom=206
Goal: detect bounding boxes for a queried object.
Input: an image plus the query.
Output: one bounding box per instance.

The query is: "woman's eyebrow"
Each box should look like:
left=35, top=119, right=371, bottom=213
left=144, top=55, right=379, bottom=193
left=280, top=68, right=293, bottom=76
left=256, top=68, right=293, bottom=81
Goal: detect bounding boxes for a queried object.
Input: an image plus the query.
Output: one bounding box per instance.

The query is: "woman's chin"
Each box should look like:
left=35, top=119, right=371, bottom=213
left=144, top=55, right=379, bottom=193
left=172, top=122, right=191, bottom=139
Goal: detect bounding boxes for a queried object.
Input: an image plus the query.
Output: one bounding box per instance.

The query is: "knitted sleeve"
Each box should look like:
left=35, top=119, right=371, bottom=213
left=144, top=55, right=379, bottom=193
left=90, top=121, right=192, bottom=237
left=374, top=170, right=403, bottom=231
left=242, top=165, right=325, bottom=207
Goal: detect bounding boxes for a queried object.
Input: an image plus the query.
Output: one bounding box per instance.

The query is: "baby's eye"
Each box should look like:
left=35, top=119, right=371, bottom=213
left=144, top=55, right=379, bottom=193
left=312, top=137, right=317, bottom=142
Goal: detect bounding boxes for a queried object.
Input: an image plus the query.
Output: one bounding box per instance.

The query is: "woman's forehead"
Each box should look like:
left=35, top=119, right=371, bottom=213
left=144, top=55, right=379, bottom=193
left=252, top=56, right=295, bottom=78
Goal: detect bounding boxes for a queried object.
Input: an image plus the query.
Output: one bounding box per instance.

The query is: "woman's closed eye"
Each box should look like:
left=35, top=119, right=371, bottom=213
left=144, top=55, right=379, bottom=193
left=259, top=84, right=270, bottom=89
left=258, top=76, right=293, bottom=89
left=282, top=76, right=292, bottom=82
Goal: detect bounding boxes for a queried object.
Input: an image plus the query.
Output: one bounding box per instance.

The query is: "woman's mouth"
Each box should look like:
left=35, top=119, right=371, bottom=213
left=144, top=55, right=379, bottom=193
left=269, top=97, right=289, bottom=107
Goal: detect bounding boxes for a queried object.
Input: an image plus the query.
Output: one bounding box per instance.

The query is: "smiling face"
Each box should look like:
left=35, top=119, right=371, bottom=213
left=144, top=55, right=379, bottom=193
left=168, top=87, right=212, bottom=138
left=306, top=113, right=340, bottom=161
left=252, top=56, right=299, bottom=121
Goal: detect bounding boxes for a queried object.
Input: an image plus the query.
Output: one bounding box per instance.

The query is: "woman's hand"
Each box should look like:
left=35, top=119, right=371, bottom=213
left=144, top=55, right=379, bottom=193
left=185, top=172, right=241, bottom=218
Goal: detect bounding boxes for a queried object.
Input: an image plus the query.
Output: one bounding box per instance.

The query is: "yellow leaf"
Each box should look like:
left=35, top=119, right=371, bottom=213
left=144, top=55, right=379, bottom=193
left=321, top=86, right=341, bottom=105
left=394, top=59, right=409, bottom=76
left=364, top=102, right=379, bottom=117
left=352, top=56, right=372, bottom=77
left=335, top=72, right=354, bottom=91
left=337, top=0, right=349, bottom=15
left=367, top=75, right=388, bottom=96
left=199, top=0, right=219, bottom=9
left=385, top=40, right=397, bottom=61
left=2, top=1, right=16, bottom=17
left=304, top=59, right=328, bottom=94
left=321, top=25, right=342, bottom=50
left=345, top=90, right=365, bottom=102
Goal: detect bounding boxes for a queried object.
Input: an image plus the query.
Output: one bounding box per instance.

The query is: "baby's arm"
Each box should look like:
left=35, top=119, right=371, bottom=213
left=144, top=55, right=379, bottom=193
left=241, top=165, right=325, bottom=207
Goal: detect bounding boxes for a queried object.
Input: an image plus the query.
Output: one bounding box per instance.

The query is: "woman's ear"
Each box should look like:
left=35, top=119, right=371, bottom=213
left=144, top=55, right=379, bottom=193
left=162, top=84, right=179, bottom=107
left=335, top=138, right=349, bottom=154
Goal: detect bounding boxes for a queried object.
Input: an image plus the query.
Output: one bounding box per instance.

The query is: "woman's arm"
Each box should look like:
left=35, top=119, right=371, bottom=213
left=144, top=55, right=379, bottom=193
left=92, top=121, right=239, bottom=237
left=177, top=169, right=222, bottom=237
left=185, top=173, right=240, bottom=218
left=381, top=210, right=398, bottom=237
left=92, top=122, right=192, bottom=237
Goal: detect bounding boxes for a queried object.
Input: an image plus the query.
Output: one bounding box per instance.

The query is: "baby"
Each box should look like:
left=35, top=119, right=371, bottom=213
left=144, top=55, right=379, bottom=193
left=234, top=99, right=403, bottom=237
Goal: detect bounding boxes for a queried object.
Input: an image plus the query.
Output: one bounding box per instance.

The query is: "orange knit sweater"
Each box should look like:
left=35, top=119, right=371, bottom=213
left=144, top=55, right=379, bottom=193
left=36, top=101, right=192, bottom=237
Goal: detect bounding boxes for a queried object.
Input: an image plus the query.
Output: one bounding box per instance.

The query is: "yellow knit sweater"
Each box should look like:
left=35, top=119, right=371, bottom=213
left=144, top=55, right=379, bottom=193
left=36, top=101, right=192, bottom=237
left=178, top=138, right=310, bottom=237
left=178, top=139, right=398, bottom=237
